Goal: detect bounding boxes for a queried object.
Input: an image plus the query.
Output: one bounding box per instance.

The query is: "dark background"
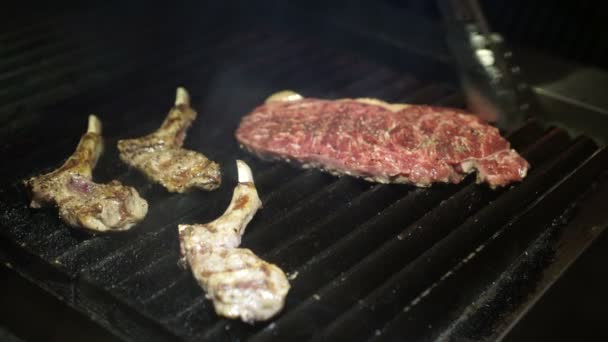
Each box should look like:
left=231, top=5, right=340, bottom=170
left=4, top=0, right=608, bottom=69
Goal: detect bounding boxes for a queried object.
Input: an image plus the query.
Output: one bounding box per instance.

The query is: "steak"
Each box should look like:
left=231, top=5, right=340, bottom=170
left=235, top=91, right=529, bottom=188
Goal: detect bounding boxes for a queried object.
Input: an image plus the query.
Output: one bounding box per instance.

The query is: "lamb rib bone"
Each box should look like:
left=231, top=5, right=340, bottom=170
left=178, top=160, right=290, bottom=322
left=24, top=115, right=148, bottom=232
left=117, top=87, right=221, bottom=193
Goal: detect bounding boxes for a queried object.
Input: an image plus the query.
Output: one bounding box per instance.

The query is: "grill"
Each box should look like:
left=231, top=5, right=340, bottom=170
left=1, top=2, right=608, bottom=341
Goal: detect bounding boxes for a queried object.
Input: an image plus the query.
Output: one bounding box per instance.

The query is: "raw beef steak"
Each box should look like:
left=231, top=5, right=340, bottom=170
left=235, top=91, right=529, bottom=188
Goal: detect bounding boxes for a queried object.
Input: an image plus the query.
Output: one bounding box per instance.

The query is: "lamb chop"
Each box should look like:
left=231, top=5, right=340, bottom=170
left=178, top=160, right=289, bottom=322
left=117, top=87, right=221, bottom=193
left=236, top=91, right=530, bottom=188
left=24, top=115, right=148, bottom=232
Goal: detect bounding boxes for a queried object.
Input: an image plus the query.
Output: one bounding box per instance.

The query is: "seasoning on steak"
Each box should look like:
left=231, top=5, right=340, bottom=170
left=236, top=91, right=529, bottom=188
left=178, top=160, right=290, bottom=322
left=117, top=87, right=221, bottom=193
left=24, top=115, right=148, bottom=232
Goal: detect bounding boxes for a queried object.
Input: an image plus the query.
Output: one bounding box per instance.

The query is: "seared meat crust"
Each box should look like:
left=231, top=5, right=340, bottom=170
left=178, top=160, right=289, bottom=322
left=24, top=115, right=148, bottom=232
left=118, top=87, right=221, bottom=193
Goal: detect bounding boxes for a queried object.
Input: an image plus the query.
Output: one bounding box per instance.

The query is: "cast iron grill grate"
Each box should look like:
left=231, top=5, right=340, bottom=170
left=1, top=4, right=607, bottom=342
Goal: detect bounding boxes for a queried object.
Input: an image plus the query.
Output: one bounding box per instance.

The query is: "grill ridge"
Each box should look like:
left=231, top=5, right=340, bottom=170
left=310, top=138, right=599, bottom=342
left=375, top=147, right=608, bottom=341
left=245, top=121, right=566, bottom=342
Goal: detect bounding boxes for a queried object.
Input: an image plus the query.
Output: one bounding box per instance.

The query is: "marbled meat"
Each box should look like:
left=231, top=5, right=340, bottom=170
left=236, top=91, right=529, bottom=188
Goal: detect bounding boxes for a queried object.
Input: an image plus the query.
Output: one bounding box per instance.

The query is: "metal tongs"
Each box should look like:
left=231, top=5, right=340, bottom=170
left=437, top=0, right=538, bottom=131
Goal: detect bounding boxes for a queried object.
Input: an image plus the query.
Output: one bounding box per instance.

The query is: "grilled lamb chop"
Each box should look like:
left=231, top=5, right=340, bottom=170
left=117, top=87, right=221, bottom=193
left=178, top=160, right=289, bottom=322
left=24, top=115, right=148, bottom=232
left=236, top=91, right=530, bottom=188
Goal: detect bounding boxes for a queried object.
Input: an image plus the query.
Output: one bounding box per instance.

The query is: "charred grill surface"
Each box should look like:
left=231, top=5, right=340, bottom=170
left=1, top=4, right=607, bottom=342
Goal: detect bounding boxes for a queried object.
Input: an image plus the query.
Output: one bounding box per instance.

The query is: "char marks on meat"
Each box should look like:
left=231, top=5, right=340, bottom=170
left=236, top=91, right=529, bottom=188
left=117, top=87, right=221, bottom=193
left=178, top=160, right=289, bottom=322
left=24, top=115, right=148, bottom=232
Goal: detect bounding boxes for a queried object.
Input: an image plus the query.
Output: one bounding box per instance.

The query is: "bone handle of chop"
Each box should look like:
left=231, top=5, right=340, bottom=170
left=88, top=114, right=102, bottom=135
left=236, top=159, right=254, bottom=184
left=175, top=86, right=190, bottom=106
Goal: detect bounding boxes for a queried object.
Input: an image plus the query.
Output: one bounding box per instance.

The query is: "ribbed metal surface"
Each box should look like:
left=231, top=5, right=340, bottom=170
left=1, top=4, right=607, bottom=342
